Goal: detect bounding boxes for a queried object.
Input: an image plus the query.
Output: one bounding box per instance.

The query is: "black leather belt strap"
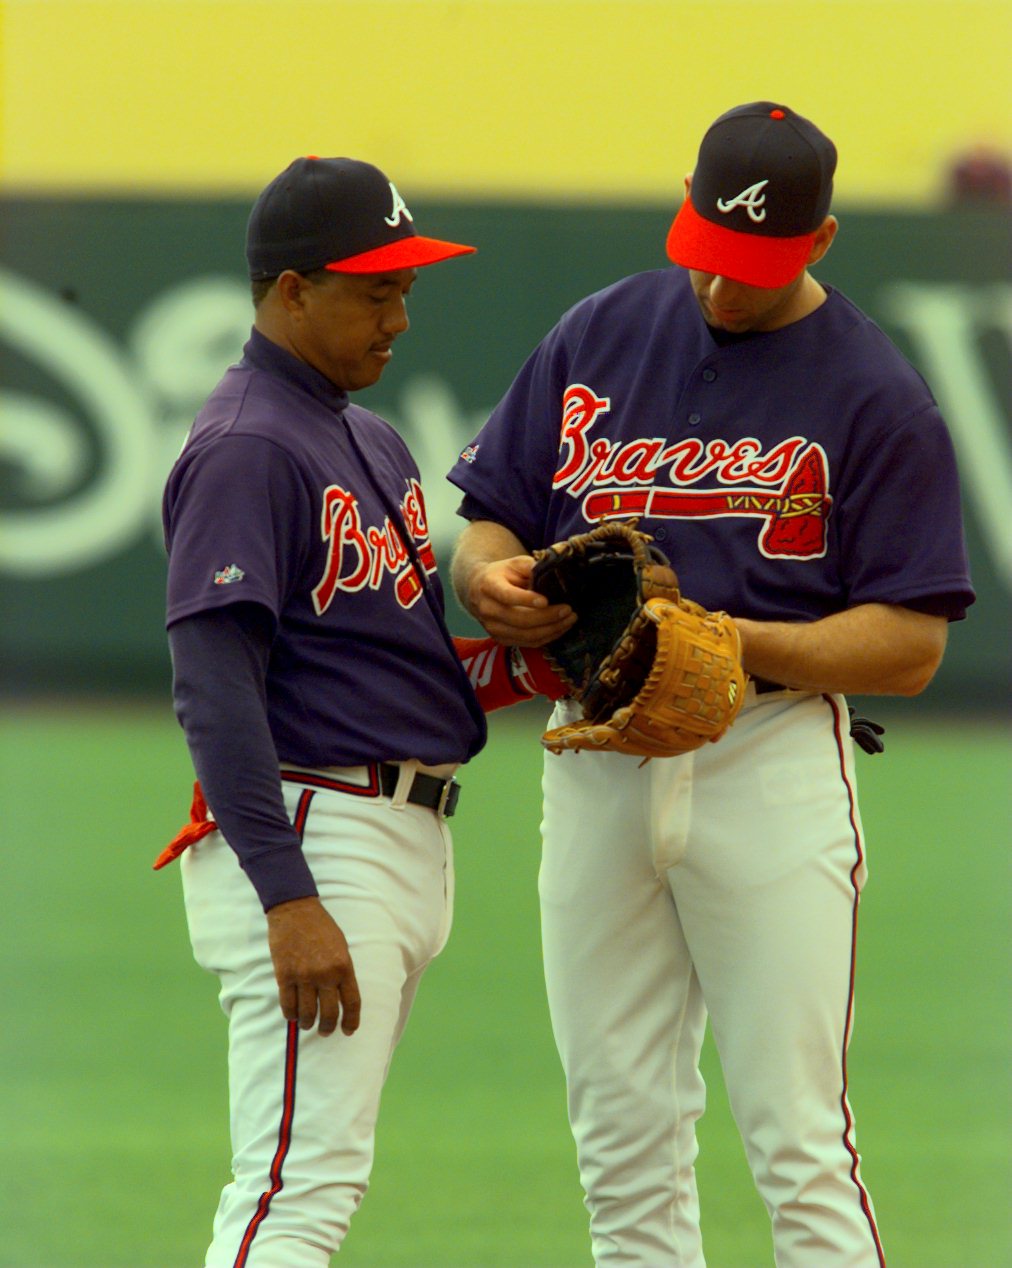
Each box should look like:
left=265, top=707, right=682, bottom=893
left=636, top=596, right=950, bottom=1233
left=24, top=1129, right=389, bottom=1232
left=377, top=763, right=461, bottom=818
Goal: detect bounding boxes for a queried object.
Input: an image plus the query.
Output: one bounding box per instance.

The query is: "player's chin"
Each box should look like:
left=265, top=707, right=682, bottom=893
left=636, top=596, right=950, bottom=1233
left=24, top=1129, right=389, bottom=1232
left=343, top=359, right=389, bottom=391
left=704, top=305, right=752, bottom=332
left=365, top=348, right=395, bottom=381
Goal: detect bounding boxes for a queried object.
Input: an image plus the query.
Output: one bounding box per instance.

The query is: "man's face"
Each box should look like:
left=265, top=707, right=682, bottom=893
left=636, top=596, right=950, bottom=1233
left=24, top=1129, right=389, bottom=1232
left=687, top=268, right=807, bottom=334
left=291, top=268, right=416, bottom=391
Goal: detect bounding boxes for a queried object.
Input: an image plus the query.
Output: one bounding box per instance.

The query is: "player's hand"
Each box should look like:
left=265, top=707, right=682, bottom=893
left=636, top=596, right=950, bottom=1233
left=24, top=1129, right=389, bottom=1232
left=266, top=896, right=361, bottom=1037
left=468, top=555, right=576, bottom=647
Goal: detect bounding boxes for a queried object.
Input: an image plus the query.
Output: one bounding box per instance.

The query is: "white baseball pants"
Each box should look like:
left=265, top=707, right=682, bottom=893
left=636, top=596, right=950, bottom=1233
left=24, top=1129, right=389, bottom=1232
left=539, top=687, right=886, bottom=1267
left=180, top=763, right=455, bottom=1267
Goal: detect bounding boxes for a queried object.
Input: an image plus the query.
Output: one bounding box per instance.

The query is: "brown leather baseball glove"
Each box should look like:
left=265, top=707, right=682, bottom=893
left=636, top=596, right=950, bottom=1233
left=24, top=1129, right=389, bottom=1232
left=531, top=523, right=747, bottom=758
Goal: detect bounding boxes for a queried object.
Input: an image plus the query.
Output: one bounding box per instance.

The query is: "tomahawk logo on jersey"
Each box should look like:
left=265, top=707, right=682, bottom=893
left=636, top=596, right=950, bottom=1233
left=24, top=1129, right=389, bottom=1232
left=553, top=383, right=832, bottom=559
left=449, top=268, right=972, bottom=626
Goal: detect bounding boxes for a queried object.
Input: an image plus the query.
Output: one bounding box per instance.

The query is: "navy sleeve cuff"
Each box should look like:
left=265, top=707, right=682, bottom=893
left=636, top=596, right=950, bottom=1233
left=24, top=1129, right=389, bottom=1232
left=239, top=842, right=320, bottom=911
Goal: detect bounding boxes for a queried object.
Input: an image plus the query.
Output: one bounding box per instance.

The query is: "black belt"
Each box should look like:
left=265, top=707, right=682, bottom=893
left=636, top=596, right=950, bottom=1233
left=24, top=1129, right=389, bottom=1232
left=378, top=763, right=461, bottom=818
left=753, top=676, right=787, bottom=694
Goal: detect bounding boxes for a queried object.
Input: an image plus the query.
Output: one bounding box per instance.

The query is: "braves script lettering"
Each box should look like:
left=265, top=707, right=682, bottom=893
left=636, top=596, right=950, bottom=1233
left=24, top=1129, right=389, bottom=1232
left=554, top=384, right=832, bottom=559
left=554, top=386, right=809, bottom=497
left=311, top=478, right=434, bottom=614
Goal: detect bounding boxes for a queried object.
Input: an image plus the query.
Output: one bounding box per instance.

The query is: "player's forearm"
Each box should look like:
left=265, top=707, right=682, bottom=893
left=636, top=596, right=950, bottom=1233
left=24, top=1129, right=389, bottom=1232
left=454, top=635, right=569, bottom=710
left=451, top=519, right=528, bottom=617
left=733, top=602, right=948, bottom=696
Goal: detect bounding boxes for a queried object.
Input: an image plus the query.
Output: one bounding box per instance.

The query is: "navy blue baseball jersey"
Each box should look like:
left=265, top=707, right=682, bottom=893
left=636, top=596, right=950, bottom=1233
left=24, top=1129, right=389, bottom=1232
left=448, top=269, right=974, bottom=623
left=165, top=329, right=486, bottom=769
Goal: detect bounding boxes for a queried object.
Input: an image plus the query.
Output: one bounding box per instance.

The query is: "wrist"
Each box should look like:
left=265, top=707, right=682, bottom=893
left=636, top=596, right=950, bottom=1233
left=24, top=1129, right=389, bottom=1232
left=509, top=646, right=570, bottom=701
left=464, top=560, right=492, bottom=621
left=266, top=894, right=321, bottom=916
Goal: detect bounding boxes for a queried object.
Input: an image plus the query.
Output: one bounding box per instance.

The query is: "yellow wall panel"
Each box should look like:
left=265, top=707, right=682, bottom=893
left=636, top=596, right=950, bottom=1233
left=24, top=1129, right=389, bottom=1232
left=2, top=0, right=1010, bottom=202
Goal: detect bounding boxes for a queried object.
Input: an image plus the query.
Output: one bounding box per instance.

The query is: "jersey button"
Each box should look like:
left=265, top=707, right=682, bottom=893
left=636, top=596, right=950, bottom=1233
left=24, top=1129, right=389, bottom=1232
left=702, top=368, right=717, bottom=382
left=688, top=413, right=702, bottom=426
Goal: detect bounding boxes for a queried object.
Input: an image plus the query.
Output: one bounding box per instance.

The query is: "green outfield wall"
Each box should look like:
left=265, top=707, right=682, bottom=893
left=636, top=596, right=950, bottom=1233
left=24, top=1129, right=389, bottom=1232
left=1, top=199, right=1008, bottom=708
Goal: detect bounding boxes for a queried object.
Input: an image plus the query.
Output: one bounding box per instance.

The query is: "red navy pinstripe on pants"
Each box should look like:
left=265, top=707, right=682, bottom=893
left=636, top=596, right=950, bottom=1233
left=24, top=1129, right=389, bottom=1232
left=232, top=1020, right=301, bottom=1267
left=826, top=693, right=886, bottom=1266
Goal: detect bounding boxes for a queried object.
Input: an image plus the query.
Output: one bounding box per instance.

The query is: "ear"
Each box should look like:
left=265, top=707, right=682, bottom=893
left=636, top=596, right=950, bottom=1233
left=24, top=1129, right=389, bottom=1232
left=275, top=270, right=311, bottom=315
left=807, top=216, right=838, bottom=266
left=683, top=172, right=693, bottom=197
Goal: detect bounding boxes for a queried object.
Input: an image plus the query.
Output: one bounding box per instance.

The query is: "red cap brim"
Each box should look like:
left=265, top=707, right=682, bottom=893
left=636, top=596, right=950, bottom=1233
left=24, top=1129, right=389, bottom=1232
left=666, top=197, right=814, bottom=289
left=325, top=236, right=476, bottom=274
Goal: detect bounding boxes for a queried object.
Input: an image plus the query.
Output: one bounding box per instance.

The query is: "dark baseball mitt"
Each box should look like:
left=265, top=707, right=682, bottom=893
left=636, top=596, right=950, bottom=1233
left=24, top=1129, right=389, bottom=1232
left=531, top=523, right=747, bottom=758
left=530, top=522, right=680, bottom=695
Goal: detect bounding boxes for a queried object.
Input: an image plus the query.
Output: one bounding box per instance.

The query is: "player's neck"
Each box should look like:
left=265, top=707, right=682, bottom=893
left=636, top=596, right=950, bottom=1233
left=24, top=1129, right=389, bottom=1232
left=783, top=274, right=829, bottom=327
left=751, top=273, right=829, bottom=334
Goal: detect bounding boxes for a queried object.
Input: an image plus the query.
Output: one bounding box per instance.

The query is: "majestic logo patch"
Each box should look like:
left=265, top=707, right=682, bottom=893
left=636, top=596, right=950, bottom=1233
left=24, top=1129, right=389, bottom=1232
left=716, top=179, right=769, bottom=223
left=384, top=183, right=414, bottom=228
left=213, top=564, right=245, bottom=585
left=459, top=443, right=480, bottom=465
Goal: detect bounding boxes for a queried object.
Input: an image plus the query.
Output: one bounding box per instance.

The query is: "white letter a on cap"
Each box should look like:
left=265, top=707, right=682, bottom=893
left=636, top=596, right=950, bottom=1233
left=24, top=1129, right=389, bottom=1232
left=716, top=179, right=769, bottom=223
left=384, top=183, right=414, bottom=227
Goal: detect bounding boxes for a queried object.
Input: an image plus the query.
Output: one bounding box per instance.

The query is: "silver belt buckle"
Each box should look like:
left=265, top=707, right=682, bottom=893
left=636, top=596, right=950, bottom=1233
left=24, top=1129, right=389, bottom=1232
left=436, top=777, right=460, bottom=819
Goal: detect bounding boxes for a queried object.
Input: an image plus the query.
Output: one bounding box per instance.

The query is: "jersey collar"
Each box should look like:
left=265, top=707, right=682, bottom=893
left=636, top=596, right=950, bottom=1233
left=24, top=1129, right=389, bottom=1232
left=242, top=327, right=351, bottom=415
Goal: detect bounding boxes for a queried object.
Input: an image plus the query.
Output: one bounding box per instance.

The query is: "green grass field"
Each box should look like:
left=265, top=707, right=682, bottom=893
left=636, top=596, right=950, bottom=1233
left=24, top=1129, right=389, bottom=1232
left=1, top=701, right=1008, bottom=1267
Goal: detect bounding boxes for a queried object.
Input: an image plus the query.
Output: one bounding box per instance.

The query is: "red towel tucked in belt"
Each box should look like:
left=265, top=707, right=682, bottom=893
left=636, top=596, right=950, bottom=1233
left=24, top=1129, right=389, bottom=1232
left=153, top=782, right=218, bottom=870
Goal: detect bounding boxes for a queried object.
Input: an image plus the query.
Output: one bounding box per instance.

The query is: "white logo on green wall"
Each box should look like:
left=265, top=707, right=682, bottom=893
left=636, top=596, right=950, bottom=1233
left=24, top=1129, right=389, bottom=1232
left=0, top=266, right=1009, bottom=589
left=0, top=266, right=489, bottom=577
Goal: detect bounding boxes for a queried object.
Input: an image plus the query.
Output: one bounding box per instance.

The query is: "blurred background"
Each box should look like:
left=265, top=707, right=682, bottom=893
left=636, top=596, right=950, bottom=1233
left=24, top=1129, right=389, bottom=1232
left=2, top=2, right=1010, bottom=1265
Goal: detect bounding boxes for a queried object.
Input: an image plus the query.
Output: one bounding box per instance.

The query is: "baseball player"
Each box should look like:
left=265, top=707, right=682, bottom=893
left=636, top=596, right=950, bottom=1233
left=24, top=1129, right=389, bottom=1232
left=156, top=157, right=568, bottom=1267
left=448, top=103, right=975, bottom=1266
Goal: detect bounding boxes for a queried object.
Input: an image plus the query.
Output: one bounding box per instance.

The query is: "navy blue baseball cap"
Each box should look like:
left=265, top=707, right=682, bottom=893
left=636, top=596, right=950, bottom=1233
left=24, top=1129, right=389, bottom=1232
left=666, top=103, right=837, bottom=288
left=246, top=156, right=476, bottom=280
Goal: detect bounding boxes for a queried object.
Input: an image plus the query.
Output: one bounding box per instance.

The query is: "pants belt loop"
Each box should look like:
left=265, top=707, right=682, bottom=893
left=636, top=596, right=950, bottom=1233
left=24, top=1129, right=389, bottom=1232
left=388, top=759, right=419, bottom=811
